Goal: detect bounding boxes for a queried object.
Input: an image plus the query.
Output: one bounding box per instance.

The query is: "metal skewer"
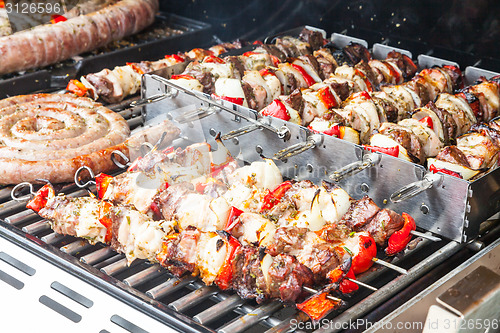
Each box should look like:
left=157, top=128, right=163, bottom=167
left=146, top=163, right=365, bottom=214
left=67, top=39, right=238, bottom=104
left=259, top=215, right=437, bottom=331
left=302, top=286, right=343, bottom=302
left=410, top=230, right=441, bottom=242
left=372, top=257, right=408, bottom=275
left=346, top=278, right=378, bottom=291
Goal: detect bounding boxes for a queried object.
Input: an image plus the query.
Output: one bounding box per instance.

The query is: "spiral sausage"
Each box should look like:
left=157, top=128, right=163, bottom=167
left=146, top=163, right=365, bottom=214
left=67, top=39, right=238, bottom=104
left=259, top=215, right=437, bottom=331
left=0, top=94, right=179, bottom=184
left=0, top=0, right=159, bottom=75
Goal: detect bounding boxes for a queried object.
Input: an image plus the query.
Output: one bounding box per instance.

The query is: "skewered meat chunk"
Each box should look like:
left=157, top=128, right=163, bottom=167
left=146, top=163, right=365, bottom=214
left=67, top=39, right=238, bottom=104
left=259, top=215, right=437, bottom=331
left=361, top=209, right=404, bottom=246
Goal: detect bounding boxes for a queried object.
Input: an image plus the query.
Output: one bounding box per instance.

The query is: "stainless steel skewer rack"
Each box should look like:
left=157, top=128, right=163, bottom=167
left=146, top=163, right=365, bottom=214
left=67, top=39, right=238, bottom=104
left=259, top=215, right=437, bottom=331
left=140, top=58, right=500, bottom=244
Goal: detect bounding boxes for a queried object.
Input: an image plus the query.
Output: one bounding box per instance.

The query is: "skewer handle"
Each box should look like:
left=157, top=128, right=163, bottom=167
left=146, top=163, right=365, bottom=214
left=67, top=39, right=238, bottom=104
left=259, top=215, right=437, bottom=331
left=274, top=134, right=322, bottom=160
left=221, top=123, right=261, bottom=141
left=329, top=152, right=380, bottom=182
left=390, top=172, right=442, bottom=203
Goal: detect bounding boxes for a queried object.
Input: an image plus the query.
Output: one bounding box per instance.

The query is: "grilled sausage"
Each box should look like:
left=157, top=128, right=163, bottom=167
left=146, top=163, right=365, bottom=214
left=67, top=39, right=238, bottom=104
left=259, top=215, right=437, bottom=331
left=0, top=0, right=158, bottom=75
left=0, top=93, right=179, bottom=184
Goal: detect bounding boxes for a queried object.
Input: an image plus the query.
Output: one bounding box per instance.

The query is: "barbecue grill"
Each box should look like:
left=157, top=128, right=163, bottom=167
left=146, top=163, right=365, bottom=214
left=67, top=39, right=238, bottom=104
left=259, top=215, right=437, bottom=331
left=1, top=2, right=500, bottom=333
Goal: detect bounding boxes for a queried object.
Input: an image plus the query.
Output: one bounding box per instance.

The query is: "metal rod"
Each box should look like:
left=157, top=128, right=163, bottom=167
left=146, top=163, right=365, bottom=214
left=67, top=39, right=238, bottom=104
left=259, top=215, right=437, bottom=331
left=127, top=116, right=143, bottom=128
left=346, top=278, right=378, bottom=291
left=411, top=230, right=441, bottom=242
left=302, top=286, right=342, bottom=302
left=193, top=294, right=245, bottom=325
left=80, top=247, right=115, bottom=265
left=60, top=240, right=93, bottom=256
left=124, top=265, right=164, bottom=288
left=22, top=220, right=50, bottom=234
left=264, top=312, right=309, bottom=333
left=313, top=241, right=463, bottom=333
left=0, top=187, right=13, bottom=201
left=218, top=301, right=283, bottom=333
left=4, top=210, right=38, bottom=225
left=100, top=257, right=129, bottom=276
left=0, top=199, right=29, bottom=218
left=168, top=285, right=218, bottom=312
left=146, top=276, right=196, bottom=300
left=40, top=232, right=66, bottom=244
left=372, top=258, right=408, bottom=275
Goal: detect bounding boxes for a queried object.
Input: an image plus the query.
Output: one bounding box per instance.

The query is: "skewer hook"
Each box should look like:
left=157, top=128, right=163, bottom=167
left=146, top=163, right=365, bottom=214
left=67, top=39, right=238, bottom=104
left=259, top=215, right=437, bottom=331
left=74, top=166, right=96, bottom=189
left=11, top=182, right=36, bottom=201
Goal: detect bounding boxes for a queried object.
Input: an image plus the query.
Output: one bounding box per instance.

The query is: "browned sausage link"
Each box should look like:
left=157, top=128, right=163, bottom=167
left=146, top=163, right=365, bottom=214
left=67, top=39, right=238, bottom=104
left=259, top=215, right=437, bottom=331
left=0, top=94, right=129, bottom=160
left=0, top=96, right=180, bottom=185
left=0, top=0, right=159, bottom=75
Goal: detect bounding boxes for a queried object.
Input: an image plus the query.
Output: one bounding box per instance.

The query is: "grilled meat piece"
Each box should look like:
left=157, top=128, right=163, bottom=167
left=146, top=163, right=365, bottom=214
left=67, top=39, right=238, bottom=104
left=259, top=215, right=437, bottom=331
left=157, top=226, right=200, bottom=277
left=361, top=209, right=404, bottom=246
left=338, top=196, right=381, bottom=230
left=435, top=146, right=472, bottom=168
left=298, top=28, right=324, bottom=51
left=379, top=122, right=425, bottom=163
left=267, top=227, right=344, bottom=284
left=341, top=43, right=371, bottom=66
left=385, top=51, right=418, bottom=80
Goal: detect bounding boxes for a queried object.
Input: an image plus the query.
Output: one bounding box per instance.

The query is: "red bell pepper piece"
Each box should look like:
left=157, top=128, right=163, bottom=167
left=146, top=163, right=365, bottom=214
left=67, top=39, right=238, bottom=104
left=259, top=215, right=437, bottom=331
left=260, top=181, right=293, bottom=212
left=291, top=64, right=316, bottom=86
left=66, top=80, right=88, bottom=97
left=352, top=90, right=371, bottom=101
left=317, top=87, right=338, bottom=109
left=170, top=74, right=195, bottom=80
left=0, top=1, right=4, bottom=8
left=418, top=116, right=434, bottom=129
left=242, top=51, right=258, bottom=57
left=260, top=99, right=290, bottom=121
left=252, top=40, right=264, bottom=45
left=269, top=54, right=280, bottom=67
left=50, top=14, right=67, bottom=24
left=127, top=156, right=142, bottom=172
left=309, top=124, right=342, bottom=138
left=354, top=69, right=373, bottom=92
left=211, top=93, right=244, bottom=106
left=457, top=92, right=481, bottom=119
left=203, top=55, right=225, bottom=64
left=350, top=234, right=377, bottom=274
left=150, top=201, right=162, bottom=220
left=429, top=164, right=463, bottom=179
left=224, top=206, right=244, bottom=232
left=215, top=236, right=241, bottom=290
left=98, top=201, right=113, bottom=243
left=195, top=182, right=208, bottom=194
left=383, top=62, right=401, bottom=84
left=339, top=268, right=359, bottom=294
left=26, top=184, right=55, bottom=213
left=297, top=292, right=342, bottom=322
left=126, top=62, right=145, bottom=75
left=364, top=145, right=399, bottom=157
left=95, top=173, right=113, bottom=200
left=326, top=265, right=344, bottom=284
left=444, top=65, right=464, bottom=89
left=385, top=212, right=416, bottom=255
left=259, top=68, right=275, bottom=77
left=164, top=54, right=185, bottom=63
